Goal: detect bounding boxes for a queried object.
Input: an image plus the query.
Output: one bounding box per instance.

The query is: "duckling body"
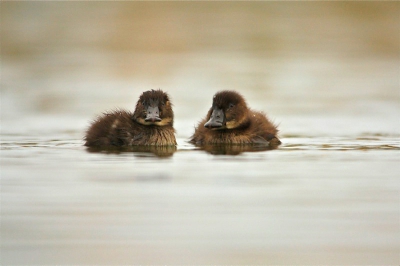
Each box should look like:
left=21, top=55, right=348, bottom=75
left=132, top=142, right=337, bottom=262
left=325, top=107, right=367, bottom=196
left=190, top=90, right=280, bottom=146
left=84, top=90, right=176, bottom=147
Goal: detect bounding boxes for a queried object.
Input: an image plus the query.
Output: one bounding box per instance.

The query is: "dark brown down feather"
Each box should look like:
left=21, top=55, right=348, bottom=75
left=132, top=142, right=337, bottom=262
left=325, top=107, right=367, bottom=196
left=84, top=90, right=176, bottom=147
left=190, top=90, right=280, bottom=146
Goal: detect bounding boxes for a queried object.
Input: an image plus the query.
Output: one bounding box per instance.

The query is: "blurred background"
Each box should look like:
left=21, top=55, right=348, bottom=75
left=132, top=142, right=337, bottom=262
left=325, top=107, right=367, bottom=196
left=2, top=1, right=399, bottom=137
left=1, top=2, right=399, bottom=265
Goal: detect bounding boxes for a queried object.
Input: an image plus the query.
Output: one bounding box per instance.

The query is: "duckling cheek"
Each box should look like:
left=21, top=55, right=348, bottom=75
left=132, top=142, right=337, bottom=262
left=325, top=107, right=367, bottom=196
left=226, top=120, right=237, bottom=129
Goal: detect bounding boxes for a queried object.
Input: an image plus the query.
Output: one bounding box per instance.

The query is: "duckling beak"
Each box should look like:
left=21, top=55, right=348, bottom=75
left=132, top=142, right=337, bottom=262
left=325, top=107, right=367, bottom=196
left=145, top=106, right=162, bottom=122
left=205, top=108, right=224, bottom=129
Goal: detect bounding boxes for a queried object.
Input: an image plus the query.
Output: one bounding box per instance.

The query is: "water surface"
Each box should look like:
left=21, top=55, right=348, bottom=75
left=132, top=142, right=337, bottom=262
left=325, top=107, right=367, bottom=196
left=1, top=2, right=399, bottom=265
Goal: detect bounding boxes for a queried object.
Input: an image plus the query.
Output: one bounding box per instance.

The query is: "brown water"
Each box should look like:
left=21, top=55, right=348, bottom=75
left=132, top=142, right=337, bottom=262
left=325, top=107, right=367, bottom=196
left=1, top=2, right=399, bottom=265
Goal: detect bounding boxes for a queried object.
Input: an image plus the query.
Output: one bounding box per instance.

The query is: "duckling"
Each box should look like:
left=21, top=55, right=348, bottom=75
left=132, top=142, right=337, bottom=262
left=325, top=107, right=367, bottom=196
left=84, top=89, right=176, bottom=147
left=190, top=90, right=281, bottom=146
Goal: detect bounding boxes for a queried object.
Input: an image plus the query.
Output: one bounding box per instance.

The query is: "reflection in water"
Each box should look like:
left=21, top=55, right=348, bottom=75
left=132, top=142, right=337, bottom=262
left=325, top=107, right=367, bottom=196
left=196, top=143, right=279, bottom=155
left=86, top=145, right=177, bottom=158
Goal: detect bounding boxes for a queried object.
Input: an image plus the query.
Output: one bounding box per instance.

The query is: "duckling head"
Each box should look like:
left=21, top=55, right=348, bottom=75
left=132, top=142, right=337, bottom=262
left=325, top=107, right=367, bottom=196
left=134, top=89, right=174, bottom=126
left=204, top=90, right=250, bottom=130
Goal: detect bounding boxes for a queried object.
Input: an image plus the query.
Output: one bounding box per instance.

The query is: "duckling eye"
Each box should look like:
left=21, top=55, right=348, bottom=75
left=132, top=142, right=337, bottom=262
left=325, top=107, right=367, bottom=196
left=229, top=103, right=235, bottom=109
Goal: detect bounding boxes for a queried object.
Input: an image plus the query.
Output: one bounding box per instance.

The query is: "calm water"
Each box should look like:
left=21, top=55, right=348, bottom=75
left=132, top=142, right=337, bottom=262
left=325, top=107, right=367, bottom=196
left=1, top=2, right=399, bottom=265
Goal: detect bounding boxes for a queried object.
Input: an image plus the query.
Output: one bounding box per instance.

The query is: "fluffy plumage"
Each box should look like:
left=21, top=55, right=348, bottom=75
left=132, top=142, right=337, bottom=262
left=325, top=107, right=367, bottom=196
left=190, top=90, right=280, bottom=146
left=84, top=89, right=176, bottom=147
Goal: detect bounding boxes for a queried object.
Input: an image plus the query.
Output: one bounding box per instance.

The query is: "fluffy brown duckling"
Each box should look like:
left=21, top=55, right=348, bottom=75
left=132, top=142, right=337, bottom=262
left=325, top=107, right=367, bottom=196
left=190, top=90, right=280, bottom=146
left=84, top=89, right=176, bottom=147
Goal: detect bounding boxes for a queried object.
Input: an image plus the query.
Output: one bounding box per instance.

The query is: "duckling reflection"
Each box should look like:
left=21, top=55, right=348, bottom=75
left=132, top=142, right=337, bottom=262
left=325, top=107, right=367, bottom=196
left=198, top=144, right=277, bottom=155
left=84, top=89, right=176, bottom=147
left=190, top=90, right=281, bottom=148
left=86, top=145, right=177, bottom=158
